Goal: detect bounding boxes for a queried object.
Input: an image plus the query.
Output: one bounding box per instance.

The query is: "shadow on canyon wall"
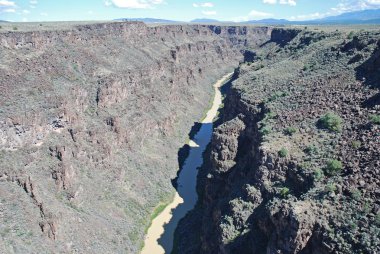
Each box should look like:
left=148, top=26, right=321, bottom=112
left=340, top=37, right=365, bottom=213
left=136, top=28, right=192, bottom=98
left=356, top=40, right=380, bottom=108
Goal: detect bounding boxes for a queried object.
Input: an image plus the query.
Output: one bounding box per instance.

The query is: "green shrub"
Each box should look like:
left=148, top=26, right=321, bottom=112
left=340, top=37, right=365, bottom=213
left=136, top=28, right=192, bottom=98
left=279, top=187, right=290, bottom=198
left=284, top=127, right=297, bottom=136
left=369, top=114, right=380, bottom=124
left=351, top=140, right=361, bottom=149
left=318, top=112, right=343, bottom=132
left=268, top=91, right=288, bottom=102
left=265, top=111, right=277, bottom=119
left=305, top=145, right=318, bottom=155
left=259, top=126, right=272, bottom=135
left=325, top=159, right=343, bottom=176
left=350, top=188, right=361, bottom=201
left=376, top=213, right=380, bottom=226
left=12, top=26, right=18, bottom=31
left=278, top=148, right=288, bottom=158
left=347, top=31, right=355, bottom=39
left=325, top=183, right=336, bottom=193
left=314, top=169, right=324, bottom=181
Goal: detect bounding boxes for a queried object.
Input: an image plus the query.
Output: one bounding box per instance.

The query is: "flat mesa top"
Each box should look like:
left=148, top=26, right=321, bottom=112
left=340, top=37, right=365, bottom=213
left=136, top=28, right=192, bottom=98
left=0, top=20, right=380, bottom=33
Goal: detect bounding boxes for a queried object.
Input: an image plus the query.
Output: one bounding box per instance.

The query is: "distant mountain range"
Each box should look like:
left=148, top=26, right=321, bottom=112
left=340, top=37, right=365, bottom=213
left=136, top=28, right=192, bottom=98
left=245, top=9, right=380, bottom=24
left=319, top=9, right=380, bottom=22
left=114, top=18, right=179, bottom=23
left=190, top=18, right=223, bottom=23
left=116, top=9, right=380, bottom=25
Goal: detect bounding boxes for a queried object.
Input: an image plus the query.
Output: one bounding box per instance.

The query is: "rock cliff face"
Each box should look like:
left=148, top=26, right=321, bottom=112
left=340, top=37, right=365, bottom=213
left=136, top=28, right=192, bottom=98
left=175, top=28, right=380, bottom=253
left=0, top=22, right=271, bottom=253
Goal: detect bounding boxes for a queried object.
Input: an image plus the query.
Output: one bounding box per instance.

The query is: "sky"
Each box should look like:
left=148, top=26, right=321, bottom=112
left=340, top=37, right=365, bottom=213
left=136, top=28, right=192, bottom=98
left=1, top=0, right=380, bottom=22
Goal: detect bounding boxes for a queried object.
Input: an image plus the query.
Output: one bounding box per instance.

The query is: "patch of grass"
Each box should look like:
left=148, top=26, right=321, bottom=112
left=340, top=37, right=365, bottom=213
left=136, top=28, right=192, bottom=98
left=324, top=159, right=343, bottom=176
left=318, top=112, right=343, bottom=133
left=369, top=114, right=380, bottom=125
left=284, top=126, right=297, bottom=136
left=278, top=148, right=288, bottom=158
left=150, top=203, right=167, bottom=220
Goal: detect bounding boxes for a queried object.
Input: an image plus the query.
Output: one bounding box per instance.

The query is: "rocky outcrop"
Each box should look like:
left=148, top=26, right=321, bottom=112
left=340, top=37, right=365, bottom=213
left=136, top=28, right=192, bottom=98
left=175, top=28, right=380, bottom=254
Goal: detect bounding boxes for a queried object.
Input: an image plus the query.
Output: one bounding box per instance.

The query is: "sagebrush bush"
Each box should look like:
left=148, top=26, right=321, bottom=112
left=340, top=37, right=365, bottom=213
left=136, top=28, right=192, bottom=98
left=370, top=114, right=380, bottom=125
left=325, top=183, right=337, bottom=193
left=351, top=140, right=361, bottom=149
left=314, top=169, right=324, bottom=181
left=284, top=127, right=297, bottom=136
left=305, top=145, right=318, bottom=155
left=325, top=159, right=343, bottom=176
left=278, top=148, right=288, bottom=158
left=280, top=187, right=290, bottom=198
left=318, top=112, right=343, bottom=132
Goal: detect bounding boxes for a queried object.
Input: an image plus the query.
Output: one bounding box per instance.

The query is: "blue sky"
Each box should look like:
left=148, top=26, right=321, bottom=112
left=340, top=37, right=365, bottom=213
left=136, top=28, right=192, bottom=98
left=1, top=0, right=380, bottom=22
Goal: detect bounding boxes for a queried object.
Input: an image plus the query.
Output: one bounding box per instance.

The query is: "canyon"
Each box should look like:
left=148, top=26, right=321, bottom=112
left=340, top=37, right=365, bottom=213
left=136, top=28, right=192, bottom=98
left=0, top=21, right=379, bottom=254
left=0, top=22, right=270, bottom=253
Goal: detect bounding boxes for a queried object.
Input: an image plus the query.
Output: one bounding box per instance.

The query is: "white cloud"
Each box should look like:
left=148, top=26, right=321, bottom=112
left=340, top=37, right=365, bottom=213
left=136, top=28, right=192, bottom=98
left=193, top=2, right=214, bottom=8
left=289, top=0, right=380, bottom=21
left=289, top=12, right=324, bottom=21
left=280, top=0, right=296, bottom=6
left=332, top=0, right=380, bottom=13
left=22, top=9, right=30, bottom=14
left=105, top=0, right=164, bottom=9
left=263, top=0, right=277, bottom=4
left=263, top=0, right=296, bottom=5
left=40, top=12, right=48, bottom=16
left=0, top=0, right=17, bottom=13
left=29, top=0, right=37, bottom=4
left=249, top=9, right=274, bottom=18
left=202, top=10, right=216, bottom=15
left=0, top=0, right=15, bottom=7
left=233, top=9, right=273, bottom=22
left=22, top=17, right=28, bottom=22
left=2, top=8, right=15, bottom=12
